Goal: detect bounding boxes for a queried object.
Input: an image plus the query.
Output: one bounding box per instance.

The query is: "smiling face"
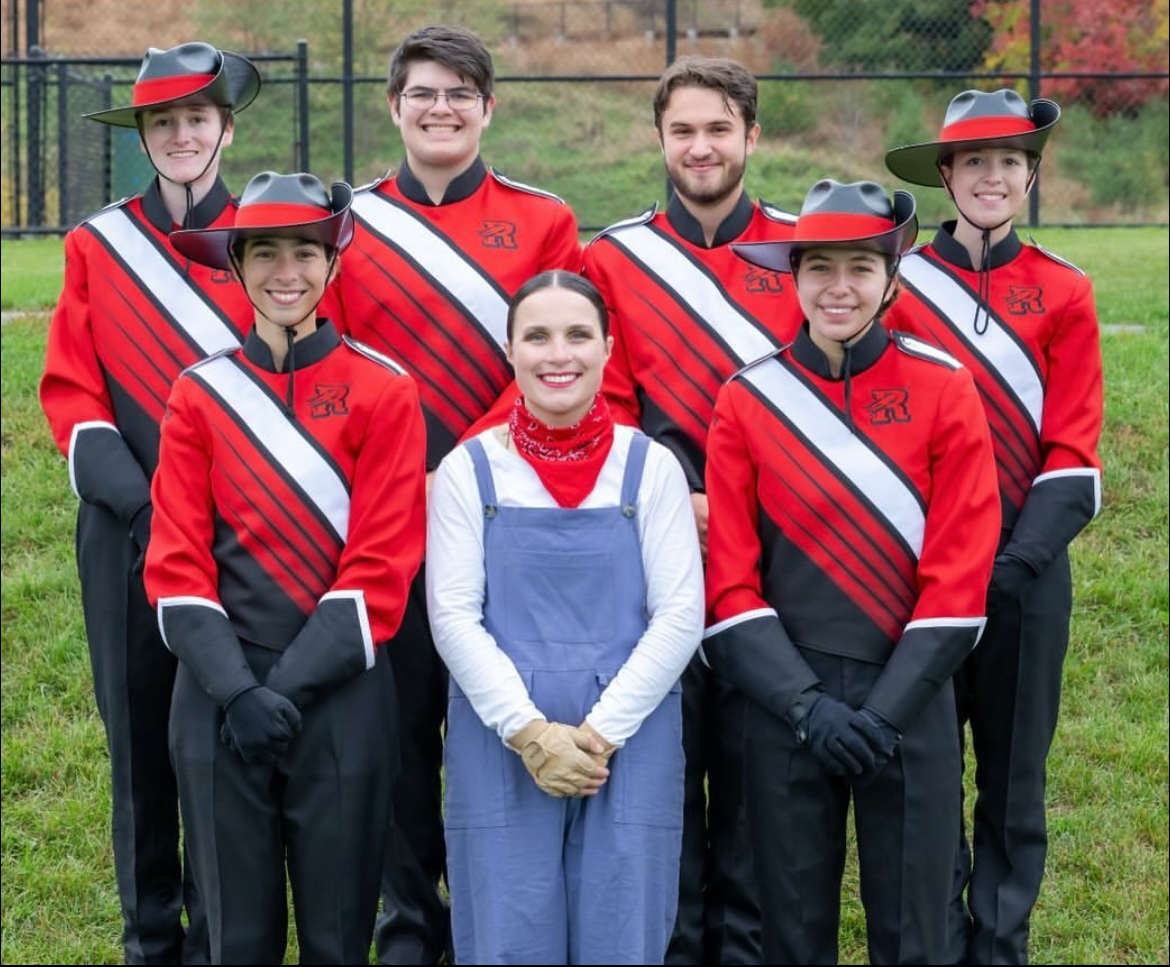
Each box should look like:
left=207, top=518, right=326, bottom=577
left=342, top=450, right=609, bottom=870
left=506, top=285, right=613, bottom=428
left=795, top=247, right=892, bottom=358
left=237, top=235, right=337, bottom=340
left=139, top=102, right=233, bottom=189
left=389, top=59, right=494, bottom=179
left=659, top=84, right=759, bottom=210
left=940, top=146, right=1033, bottom=229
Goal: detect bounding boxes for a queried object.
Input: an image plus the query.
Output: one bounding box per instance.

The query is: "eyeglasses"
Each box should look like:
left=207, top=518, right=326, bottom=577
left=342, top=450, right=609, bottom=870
left=400, top=87, right=485, bottom=112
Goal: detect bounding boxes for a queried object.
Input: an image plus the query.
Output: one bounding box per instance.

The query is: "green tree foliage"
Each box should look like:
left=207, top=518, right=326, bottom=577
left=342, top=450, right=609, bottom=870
left=767, top=0, right=993, bottom=72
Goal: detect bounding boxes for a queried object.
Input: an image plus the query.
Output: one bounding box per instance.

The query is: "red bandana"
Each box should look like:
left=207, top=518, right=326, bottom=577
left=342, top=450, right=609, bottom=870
left=508, top=395, right=616, bottom=508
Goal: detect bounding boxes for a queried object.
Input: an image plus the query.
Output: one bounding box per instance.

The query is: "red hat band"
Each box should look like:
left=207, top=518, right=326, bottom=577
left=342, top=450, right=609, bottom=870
left=235, top=202, right=333, bottom=230
left=131, top=73, right=217, bottom=107
left=795, top=212, right=895, bottom=243
left=940, top=115, right=1036, bottom=143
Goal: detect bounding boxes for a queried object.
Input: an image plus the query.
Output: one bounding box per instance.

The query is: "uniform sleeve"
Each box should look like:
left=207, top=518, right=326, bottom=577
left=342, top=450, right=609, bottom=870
left=1002, top=271, right=1103, bottom=573
left=583, top=241, right=643, bottom=429
left=40, top=228, right=152, bottom=530
left=585, top=443, right=703, bottom=745
left=145, top=377, right=256, bottom=707
left=702, top=382, right=820, bottom=720
left=865, top=366, right=1000, bottom=732
left=426, top=444, right=545, bottom=743
left=265, top=374, right=427, bottom=709
left=538, top=202, right=584, bottom=274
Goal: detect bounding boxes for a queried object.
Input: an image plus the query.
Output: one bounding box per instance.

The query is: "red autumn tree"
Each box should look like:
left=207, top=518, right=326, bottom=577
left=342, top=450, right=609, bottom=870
left=971, top=0, right=1169, bottom=116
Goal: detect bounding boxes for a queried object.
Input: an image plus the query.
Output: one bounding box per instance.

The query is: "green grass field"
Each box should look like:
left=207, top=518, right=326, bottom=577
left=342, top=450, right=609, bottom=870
left=2, top=230, right=1167, bottom=964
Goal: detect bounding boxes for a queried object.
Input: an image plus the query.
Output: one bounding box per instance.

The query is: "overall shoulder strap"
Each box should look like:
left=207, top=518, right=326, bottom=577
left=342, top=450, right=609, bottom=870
left=463, top=438, right=499, bottom=517
left=619, top=433, right=651, bottom=516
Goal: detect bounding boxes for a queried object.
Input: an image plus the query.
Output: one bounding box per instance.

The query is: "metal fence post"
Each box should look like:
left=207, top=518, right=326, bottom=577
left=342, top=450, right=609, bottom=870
left=56, top=59, right=67, bottom=226
left=297, top=39, right=310, bottom=172
left=1029, top=0, right=1041, bottom=227
left=27, top=47, right=45, bottom=228
left=343, top=0, right=353, bottom=184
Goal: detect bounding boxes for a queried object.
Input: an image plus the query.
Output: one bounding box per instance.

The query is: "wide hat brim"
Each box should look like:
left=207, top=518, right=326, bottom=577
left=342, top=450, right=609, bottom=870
left=84, top=51, right=261, bottom=128
left=732, top=190, right=918, bottom=274
left=171, top=182, right=354, bottom=271
left=885, top=98, right=1060, bottom=187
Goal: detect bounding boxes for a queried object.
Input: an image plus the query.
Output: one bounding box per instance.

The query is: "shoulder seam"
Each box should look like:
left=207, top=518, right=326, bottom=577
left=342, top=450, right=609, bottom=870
left=587, top=204, right=658, bottom=245
left=890, top=331, right=962, bottom=369
left=343, top=335, right=408, bottom=375
left=488, top=167, right=564, bottom=203
left=1026, top=235, right=1085, bottom=276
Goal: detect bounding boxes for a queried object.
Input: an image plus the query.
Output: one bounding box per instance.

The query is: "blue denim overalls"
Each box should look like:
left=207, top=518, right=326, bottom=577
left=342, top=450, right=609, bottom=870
left=444, top=433, right=684, bottom=965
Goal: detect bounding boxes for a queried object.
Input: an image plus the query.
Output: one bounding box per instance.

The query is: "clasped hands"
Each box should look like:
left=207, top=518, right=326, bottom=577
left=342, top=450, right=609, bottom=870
left=507, top=719, right=616, bottom=798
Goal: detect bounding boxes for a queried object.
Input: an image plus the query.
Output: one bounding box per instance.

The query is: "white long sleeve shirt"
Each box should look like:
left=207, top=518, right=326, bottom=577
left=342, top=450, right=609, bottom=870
left=426, top=425, right=703, bottom=747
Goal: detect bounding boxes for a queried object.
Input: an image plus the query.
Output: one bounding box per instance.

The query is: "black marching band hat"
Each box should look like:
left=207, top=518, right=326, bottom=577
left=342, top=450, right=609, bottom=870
left=170, top=171, right=354, bottom=270
left=733, top=179, right=918, bottom=274
left=84, top=41, right=261, bottom=128
left=885, top=88, right=1061, bottom=188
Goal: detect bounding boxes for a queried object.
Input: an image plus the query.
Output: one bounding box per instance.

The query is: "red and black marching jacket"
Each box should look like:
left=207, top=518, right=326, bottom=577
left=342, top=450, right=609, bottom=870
left=144, top=322, right=426, bottom=710
left=581, top=192, right=804, bottom=490
left=323, top=157, right=581, bottom=469
left=40, top=179, right=252, bottom=535
left=884, top=223, right=1103, bottom=574
left=702, top=323, right=1000, bottom=732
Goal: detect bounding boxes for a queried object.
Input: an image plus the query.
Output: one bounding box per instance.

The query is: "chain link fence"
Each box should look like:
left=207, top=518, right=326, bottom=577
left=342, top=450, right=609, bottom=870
left=3, top=0, right=1167, bottom=234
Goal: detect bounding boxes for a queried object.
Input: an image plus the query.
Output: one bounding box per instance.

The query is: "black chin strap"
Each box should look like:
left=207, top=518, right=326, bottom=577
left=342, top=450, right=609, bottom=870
left=138, top=107, right=231, bottom=227
left=939, top=164, right=1038, bottom=336
left=227, top=248, right=341, bottom=412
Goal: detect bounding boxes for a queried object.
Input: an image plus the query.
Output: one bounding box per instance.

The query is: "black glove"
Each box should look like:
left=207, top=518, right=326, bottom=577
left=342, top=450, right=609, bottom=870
left=220, top=685, right=303, bottom=764
left=988, top=552, right=1037, bottom=604
left=849, top=707, right=901, bottom=783
left=799, top=694, right=876, bottom=779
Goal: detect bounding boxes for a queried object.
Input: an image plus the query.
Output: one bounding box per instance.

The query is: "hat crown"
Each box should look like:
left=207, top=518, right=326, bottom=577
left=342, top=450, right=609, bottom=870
left=240, top=171, right=332, bottom=213
left=138, top=42, right=221, bottom=83
left=802, top=179, right=896, bottom=221
left=944, top=88, right=1031, bottom=128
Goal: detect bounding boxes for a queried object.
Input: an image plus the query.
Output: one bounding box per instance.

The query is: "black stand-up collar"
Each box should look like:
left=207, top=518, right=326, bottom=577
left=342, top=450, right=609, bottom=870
left=243, top=320, right=340, bottom=373
left=932, top=219, right=1022, bottom=270
left=791, top=319, right=889, bottom=380
left=397, top=157, right=487, bottom=206
left=666, top=191, right=754, bottom=248
left=143, top=177, right=232, bottom=234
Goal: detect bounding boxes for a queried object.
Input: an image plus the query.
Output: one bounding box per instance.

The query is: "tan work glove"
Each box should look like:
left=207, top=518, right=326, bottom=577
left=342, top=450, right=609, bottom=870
left=579, top=720, right=617, bottom=768
left=507, top=719, right=609, bottom=798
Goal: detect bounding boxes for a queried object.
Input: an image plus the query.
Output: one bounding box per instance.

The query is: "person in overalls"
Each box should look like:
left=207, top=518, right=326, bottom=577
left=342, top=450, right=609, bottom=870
left=705, top=180, right=1002, bottom=963
left=426, top=270, right=704, bottom=965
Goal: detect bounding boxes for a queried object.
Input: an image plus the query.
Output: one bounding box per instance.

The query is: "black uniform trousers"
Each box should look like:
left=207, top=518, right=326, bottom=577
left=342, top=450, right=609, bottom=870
left=77, top=502, right=206, bottom=965
left=666, top=654, right=763, bottom=965
left=171, top=641, right=397, bottom=965
left=947, top=551, right=1072, bottom=965
left=746, top=648, right=961, bottom=966
left=375, top=569, right=451, bottom=965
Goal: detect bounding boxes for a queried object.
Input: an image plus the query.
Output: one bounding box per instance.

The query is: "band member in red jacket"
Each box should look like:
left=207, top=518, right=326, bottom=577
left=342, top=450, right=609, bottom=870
left=885, top=89, right=1104, bottom=965
left=39, top=42, right=259, bottom=964
left=705, top=179, right=1000, bottom=964
left=146, top=171, right=426, bottom=963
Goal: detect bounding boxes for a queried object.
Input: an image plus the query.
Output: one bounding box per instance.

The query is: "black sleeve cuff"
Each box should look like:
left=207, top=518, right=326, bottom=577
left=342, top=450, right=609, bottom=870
left=701, top=610, right=821, bottom=722
left=865, top=618, right=983, bottom=732
left=265, top=591, right=374, bottom=709
left=158, top=599, right=257, bottom=707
